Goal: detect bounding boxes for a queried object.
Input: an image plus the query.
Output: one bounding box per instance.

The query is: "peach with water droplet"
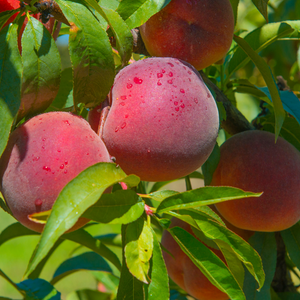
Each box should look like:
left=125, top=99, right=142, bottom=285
left=0, top=112, right=111, bottom=232
left=102, top=57, right=219, bottom=181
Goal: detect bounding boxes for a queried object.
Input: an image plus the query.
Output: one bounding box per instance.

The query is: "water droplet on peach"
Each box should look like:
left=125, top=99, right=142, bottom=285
left=43, top=166, right=51, bottom=172
left=181, top=104, right=185, bottom=108
left=180, top=89, right=185, bottom=93
left=35, top=199, right=43, bottom=206
left=168, top=62, right=174, bottom=67
left=175, top=107, right=180, bottom=112
left=157, top=81, right=162, bottom=86
left=115, top=126, right=119, bottom=132
left=32, top=156, right=40, bottom=161
left=157, top=73, right=163, bottom=78
left=127, top=83, right=133, bottom=89
left=65, top=160, right=68, bottom=165
left=174, top=101, right=178, bottom=106
left=168, top=72, right=173, bottom=77
left=121, top=122, right=126, bottom=129
left=64, top=169, right=68, bottom=174
left=60, top=164, right=64, bottom=169
left=121, top=95, right=127, bottom=100
left=194, top=98, right=198, bottom=104
left=134, top=77, right=143, bottom=84
left=64, top=120, right=70, bottom=125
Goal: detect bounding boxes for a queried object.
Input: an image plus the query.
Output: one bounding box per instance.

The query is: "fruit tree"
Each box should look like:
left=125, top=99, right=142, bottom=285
left=0, top=0, right=300, bottom=299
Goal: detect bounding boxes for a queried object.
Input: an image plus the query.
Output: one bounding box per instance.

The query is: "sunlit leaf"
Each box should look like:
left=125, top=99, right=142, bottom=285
left=117, top=0, right=172, bottom=29
left=156, top=186, right=262, bottom=213
left=25, top=163, right=139, bottom=277
left=170, top=226, right=246, bottom=300
left=125, top=219, right=153, bottom=283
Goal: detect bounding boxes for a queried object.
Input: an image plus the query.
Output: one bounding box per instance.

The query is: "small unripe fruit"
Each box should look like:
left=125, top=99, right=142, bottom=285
left=102, top=57, right=219, bottom=182
left=211, top=130, right=300, bottom=232
left=0, top=112, right=111, bottom=232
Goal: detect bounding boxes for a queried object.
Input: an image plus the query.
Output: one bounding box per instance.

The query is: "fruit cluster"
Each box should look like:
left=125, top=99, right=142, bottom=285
left=1, top=1, right=300, bottom=300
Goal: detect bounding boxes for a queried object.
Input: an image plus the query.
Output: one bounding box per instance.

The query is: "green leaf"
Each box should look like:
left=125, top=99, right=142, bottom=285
left=260, top=115, right=300, bottom=151
left=243, top=232, right=276, bottom=300
left=229, top=0, right=239, bottom=26
left=0, top=10, right=18, bottom=31
left=281, top=223, right=300, bottom=271
left=83, top=190, right=145, bottom=224
left=251, top=0, right=269, bottom=22
left=125, top=219, right=153, bottom=283
left=202, top=143, right=220, bottom=186
left=257, top=87, right=300, bottom=125
left=148, top=190, right=179, bottom=202
left=156, top=186, right=262, bottom=213
left=83, top=0, right=133, bottom=65
left=148, top=171, right=204, bottom=193
left=117, top=0, right=172, bottom=29
left=47, top=67, right=74, bottom=111
left=148, top=228, right=169, bottom=300
left=20, top=16, right=61, bottom=120
left=17, top=278, right=61, bottom=300
left=233, top=35, right=285, bottom=139
left=51, top=252, right=112, bottom=285
left=67, top=289, right=111, bottom=300
left=64, top=229, right=122, bottom=271
left=0, top=24, right=22, bottom=158
left=25, top=163, right=139, bottom=277
left=56, top=0, right=115, bottom=108
left=169, top=226, right=246, bottom=300
left=0, top=223, right=38, bottom=247
left=228, top=22, right=294, bottom=77
left=116, top=225, right=145, bottom=300
left=168, top=210, right=265, bottom=290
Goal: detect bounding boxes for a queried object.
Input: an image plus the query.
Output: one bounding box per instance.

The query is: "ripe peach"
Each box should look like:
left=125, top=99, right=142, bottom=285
left=211, top=130, right=300, bottom=232
left=0, top=112, right=111, bottom=232
left=102, top=57, right=219, bottom=182
left=139, top=0, right=235, bottom=70
left=161, top=217, right=252, bottom=300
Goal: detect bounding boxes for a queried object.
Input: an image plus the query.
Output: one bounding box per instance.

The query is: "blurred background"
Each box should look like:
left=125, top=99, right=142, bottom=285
left=0, top=0, right=299, bottom=298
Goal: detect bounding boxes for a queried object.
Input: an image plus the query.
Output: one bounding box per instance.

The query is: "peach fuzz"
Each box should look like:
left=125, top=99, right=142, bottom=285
left=0, top=112, right=111, bottom=232
left=139, top=0, right=235, bottom=70
left=211, top=130, right=300, bottom=232
left=161, top=217, right=252, bottom=300
left=102, top=57, right=219, bottom=182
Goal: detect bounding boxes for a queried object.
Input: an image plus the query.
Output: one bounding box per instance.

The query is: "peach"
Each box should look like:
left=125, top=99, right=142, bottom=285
left=139, top=0, right=235, bottom=70
left=102, top=57, right=219, bottom=182
left=161, top=217, right=252, bottom=300
left=0, top=112, right=111, bottom=232
left=211, top=130, right=300, bottom=232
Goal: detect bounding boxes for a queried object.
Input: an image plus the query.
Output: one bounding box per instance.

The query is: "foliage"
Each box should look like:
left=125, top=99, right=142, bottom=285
left=0, top=0, right=300, bottom=299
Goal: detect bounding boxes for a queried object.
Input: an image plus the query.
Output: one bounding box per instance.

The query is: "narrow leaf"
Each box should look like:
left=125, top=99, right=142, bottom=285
left=229, top=0, right=240, bottom=25
left=17, top=278, right=61, bottom=300
left=51, top=252, right=112, bottom=285
left=281, top=223, right=300, bottom=271
left=251, top=0, right=269, bottom=22
left=83, top=190, right=145, bottom=224
left=243, top=232, right=276, bottom=300
left=25, top=163, right=139, bottom=277
left=64, top=229, right=122, bottom=271
left=228, top=22, right=294, bottom=77
left=68, top=289, right=111, bottom=300
left=56, top=0, right=115, bottom=107
left=148, top=228, right=169, bottom=300
left=170, top=227, right=246, bottom=300
left=0, top=24, right=22, bottom=158
left=116, top=225, right=145, bottom=300
left=117, top=0, right=172, bottom=29
left=168, top=210, right=265, bottom=290
left=125, top=219, right=153, bottom=283
left=156, top=186, right=262, bottom=213
left=20, top=16, right=61, bottom=120
left=0, top=10, right=18, bottom=31
left=83, top=0, right=133, bottom=65
left=202, top=143, right=220, bottom=186
left=233, top=35, right=285, bottom=139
